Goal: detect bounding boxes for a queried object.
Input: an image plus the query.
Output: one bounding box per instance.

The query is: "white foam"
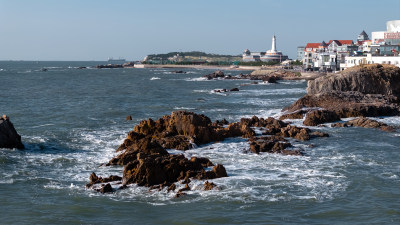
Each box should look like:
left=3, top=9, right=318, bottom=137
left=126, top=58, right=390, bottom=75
left=150, top=77, right=160, bottom=80
left=185, top=77, right=209, bottom=82
left=173, top=107, right=196, bottom=110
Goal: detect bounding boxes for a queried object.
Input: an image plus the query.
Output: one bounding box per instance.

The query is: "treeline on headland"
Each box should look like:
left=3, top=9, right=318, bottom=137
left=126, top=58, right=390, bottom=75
left=146, top=51, right=240, bottom=59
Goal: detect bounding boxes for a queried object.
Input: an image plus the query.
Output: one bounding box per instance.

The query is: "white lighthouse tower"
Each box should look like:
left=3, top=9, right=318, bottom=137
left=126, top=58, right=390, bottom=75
left=271, top=34, right=277, bottom=53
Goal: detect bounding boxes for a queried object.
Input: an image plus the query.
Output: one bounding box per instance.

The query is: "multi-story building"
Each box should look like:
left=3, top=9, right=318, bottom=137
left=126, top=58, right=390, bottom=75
left=341, top=20, right=400, bottom=70
left=303, top=40, right=356, bottom=71
left=297, top=46, right=305, bottom=61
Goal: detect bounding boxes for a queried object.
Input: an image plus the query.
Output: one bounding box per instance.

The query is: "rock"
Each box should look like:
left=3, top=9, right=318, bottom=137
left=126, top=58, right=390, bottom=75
left=265, top=76, right=277, bottom=83
left=280, top=125, right=311, bottom=141
left=283, top=65, right=400, bottom=120
left=279, top=110, right=307, bottom=120
left=121, top=153, right=221, bottom=187
left=96, top=64, right=123, bottom=69
left=168, top=183, right=176, bottom=192
left=178, top=184, right=191, bottom=192
left=203, top=181, right=217, bottom=191
left=175, top=191, right=186, bottom=198
left=126, top=115, right=132, bottom=121
left=212, top=164, right=228, bottom=178
left=86, top=172, right=122, bottom=188
left=190, top=157, right=214, bottom=167
left=214, top=89, right=227, bottom=93
left=307, top=64, right=400, bottom=97
left=203, top=71, right=225, bottom=80
left=331, top=117, right=395, bottom=132
left=230, top=88, right=239, bottom=92
left=171, top=70, right=186, bottom=74
left=248, top=136, right=294, bottom=154
left=303, top=110, right=340, bottom=126
left=99, top=184, right=113, bottom=194
left=0, top=116, right=24, bottom=149
left=310, top=131, right=329, bottom=137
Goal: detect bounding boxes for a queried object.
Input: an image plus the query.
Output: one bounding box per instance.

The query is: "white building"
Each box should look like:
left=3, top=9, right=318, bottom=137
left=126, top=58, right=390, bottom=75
left=340, top=54, right=400, bottom=69
left=242, top=35, right=288, bottom=62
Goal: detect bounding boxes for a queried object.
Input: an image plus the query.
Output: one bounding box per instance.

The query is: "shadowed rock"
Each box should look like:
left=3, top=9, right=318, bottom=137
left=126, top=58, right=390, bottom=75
left=0, top=115, right=24, bottom=149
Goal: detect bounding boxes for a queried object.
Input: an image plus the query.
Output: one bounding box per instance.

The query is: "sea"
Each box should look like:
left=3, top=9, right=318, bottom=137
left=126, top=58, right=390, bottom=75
left=0, top=61, right=399, bottom=224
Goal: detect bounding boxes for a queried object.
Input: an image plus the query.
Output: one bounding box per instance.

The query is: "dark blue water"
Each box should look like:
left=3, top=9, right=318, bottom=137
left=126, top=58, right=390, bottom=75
left=0, top=61, right=399, bottom=224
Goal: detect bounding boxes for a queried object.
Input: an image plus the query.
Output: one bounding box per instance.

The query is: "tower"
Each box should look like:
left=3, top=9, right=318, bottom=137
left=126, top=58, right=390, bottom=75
left=271, top=34, right=276, bottom=53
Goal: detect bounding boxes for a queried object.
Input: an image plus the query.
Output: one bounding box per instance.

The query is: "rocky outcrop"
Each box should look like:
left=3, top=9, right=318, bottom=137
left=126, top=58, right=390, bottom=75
left=122, top=154, right=227, bottom=187
left=0, top=115, right=24, bottom=149
left=96, top=64, right=123, bottom=69
left=203, top=70, right=225, bottom=80
left=282, top=64, right=400, bottom=125
left=202, top=70, right=301, bottom=83
left=306, top=64, right=400, bottom=97
left=248, top=136, right=299, bottom=155
left=331, top=117, right=395, bottom=132
left=303, top=110, right=341, bottom=126
left=88, top=112, right=327, bottom=194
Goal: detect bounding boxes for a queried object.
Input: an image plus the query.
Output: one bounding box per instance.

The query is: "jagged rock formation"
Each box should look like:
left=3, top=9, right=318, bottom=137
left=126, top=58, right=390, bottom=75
left=88, top=112, right=326, bottom=194
left=0, top=115, right=24, bottom=149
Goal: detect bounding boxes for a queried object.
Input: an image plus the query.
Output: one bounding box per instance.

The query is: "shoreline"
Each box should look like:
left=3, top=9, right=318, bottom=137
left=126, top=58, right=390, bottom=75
left=130, top=64, right=262, bottom=71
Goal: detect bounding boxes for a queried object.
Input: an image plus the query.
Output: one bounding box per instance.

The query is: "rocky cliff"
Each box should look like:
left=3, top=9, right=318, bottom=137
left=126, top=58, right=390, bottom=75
left=282, top=64, right=400, bottom=126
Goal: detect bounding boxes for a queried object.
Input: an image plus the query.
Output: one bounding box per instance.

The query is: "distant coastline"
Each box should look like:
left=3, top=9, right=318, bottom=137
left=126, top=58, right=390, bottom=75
left=131, top=64, right=262, bottom=71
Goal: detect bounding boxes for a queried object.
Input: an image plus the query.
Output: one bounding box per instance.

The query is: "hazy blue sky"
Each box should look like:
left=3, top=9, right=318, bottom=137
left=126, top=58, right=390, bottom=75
left=0, top=0, right=399, bottom=61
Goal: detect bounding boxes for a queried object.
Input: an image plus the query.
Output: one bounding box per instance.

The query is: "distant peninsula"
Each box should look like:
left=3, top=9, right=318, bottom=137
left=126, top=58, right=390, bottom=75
left=143, top=51, right=242, bottom=65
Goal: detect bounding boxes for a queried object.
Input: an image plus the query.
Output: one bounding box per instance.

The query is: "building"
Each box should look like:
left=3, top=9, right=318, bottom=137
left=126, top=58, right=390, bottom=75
left=303, top=40, right=356, bottom=71
left=242, top=35, right=288, bottom=62
left=341, top=20, right=400, bottom=70
left=297, top=46, right=305, bottom=61
left=340, top=54, right=400, bottom=69
left=357, top=30, right=369, bottom=42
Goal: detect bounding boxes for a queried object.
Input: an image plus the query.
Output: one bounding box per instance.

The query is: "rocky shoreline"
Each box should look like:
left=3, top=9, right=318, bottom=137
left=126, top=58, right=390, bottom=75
left=86, top=64, right=400, bottom=196
left=280, top=64, right=400, bottom=128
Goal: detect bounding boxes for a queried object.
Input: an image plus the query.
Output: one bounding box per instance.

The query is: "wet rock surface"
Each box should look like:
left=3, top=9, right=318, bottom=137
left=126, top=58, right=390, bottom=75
left=87, top=112, right=328, bottom=195
left=331, top=117, right=395, bottom=132
left=0, top=115, right=24, bottom=149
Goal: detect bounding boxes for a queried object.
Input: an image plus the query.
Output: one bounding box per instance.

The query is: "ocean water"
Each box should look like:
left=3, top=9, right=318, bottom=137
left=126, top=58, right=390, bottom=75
left=0, top=61, right=399, bottom=224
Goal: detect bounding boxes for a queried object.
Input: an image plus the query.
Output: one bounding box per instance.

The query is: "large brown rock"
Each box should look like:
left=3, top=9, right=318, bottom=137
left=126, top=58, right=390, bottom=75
left=331, top=117, right=395, bottom=132
left=0, top=116, right=24, bottom=149
left=307, top=64, right=400, bottom=97
left=121, top=154, right=225, bottom=187
left=283, top=65, right=400, bottom=120
left=303, top=110, right=341, bottom=126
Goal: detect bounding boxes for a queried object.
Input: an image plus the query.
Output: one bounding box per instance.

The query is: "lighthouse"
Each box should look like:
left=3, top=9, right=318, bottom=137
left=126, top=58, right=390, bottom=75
left=271, top=34, right=277, bottom=53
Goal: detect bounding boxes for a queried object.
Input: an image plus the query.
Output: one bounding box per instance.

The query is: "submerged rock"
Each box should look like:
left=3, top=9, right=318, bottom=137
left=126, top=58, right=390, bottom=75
left=0, top=115, right=24, bottom=149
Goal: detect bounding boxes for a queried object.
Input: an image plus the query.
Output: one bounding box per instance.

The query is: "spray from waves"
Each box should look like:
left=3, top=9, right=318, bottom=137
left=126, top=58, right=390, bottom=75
left=184, top=77, right=209, bottom=82
left=93, top=137, right=348, bottom=205
left=150, top=77, right=161, bottom=80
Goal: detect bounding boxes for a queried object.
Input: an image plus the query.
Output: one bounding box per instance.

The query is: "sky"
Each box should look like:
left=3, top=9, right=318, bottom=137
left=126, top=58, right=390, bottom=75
left=0, top=0, right=399, bottom=61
